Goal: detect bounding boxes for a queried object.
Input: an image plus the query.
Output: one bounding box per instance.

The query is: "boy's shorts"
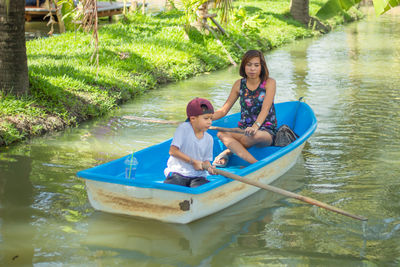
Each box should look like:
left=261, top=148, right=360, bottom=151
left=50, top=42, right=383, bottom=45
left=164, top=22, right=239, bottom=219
left=164, top=172, right=209, bottom=188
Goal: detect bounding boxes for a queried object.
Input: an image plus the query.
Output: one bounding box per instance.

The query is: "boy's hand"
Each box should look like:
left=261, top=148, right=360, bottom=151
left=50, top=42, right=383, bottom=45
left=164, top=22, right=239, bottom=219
left=207, top=165, right=217, bottom=175
left=202, top=162, right=217, bottom=175
left=192, top=160, right=203, bottom=171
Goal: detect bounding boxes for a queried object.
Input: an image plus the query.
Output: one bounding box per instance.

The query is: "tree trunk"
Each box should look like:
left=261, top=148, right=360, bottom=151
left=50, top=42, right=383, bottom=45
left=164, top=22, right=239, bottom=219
left=290, top=0, right=310, bottom=25
left=193, top=2, right=209, bottom=31
left=53, top=1, right=65, bottom=33
left=0, top=0, right=29, bottom=95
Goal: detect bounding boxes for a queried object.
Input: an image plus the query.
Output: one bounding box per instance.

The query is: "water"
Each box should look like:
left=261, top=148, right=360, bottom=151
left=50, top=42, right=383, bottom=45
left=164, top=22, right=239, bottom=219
left=3, top=8, right=400, bottom=266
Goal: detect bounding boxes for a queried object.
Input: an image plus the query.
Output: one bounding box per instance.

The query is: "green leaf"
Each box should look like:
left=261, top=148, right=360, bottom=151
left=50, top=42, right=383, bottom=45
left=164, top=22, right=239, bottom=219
left=373, top=0, right=400, bottom=15
left=316, top=0, right=362, bottom=19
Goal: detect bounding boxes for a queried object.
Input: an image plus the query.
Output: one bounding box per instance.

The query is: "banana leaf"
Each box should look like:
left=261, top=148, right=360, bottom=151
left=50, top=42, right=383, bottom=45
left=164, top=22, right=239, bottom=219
left=373, top=0, right=400, bottom=15
left=316, top=0, right=400, bottom=19
left=316, top=0, right=362, bottom=19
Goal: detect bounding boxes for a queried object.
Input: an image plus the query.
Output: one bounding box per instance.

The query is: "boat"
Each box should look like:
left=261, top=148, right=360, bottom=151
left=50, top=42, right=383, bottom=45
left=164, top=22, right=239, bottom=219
left=77, top=100, right=317, bottom=224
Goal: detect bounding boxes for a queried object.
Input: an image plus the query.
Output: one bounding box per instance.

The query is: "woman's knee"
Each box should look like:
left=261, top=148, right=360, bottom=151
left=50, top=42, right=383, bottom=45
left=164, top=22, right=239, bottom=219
left=240, top=138, right=255, bottom=148
left=253, top=133, right=273, bottom=146
left=241, top=134, right=272, bottom=147
left=217, top=131, right=232, bottom=141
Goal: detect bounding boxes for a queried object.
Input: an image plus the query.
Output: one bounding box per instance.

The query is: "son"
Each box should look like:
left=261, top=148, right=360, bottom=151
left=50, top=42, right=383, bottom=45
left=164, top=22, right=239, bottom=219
left=164, top=97, right=216, bottom=187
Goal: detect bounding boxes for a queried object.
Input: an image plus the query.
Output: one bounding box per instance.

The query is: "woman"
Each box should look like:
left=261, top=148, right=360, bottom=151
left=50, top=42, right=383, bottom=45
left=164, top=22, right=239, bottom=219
left=212, top=50, right=277, bottom=166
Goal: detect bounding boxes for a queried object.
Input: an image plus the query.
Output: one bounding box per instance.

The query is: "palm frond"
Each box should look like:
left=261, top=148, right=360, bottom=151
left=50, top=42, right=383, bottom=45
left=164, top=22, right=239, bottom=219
left=214, top=0, right=232, bottom=24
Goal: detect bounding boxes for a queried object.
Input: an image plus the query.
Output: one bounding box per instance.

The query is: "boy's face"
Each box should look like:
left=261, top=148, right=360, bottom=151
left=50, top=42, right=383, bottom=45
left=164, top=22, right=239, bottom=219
left=190, top=113, right=213, bottom=131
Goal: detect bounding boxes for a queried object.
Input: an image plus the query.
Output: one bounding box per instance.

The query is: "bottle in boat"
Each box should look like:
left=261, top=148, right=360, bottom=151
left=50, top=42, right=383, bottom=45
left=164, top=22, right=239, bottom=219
left=124, top=155, right=138, bottom=179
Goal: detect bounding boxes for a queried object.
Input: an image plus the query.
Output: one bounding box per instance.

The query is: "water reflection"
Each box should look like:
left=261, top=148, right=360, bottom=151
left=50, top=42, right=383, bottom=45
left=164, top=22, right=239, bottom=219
left=0, top=155, right=34, bottom=266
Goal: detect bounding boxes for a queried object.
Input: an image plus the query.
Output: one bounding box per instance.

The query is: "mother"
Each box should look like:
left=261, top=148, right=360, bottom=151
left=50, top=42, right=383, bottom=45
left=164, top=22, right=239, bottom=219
left=212, top=50, right=277, bottom=166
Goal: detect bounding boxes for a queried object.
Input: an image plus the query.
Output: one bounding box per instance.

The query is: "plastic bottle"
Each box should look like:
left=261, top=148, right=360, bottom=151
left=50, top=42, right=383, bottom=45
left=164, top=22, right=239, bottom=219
left=124, top=155, right=138, bottom=179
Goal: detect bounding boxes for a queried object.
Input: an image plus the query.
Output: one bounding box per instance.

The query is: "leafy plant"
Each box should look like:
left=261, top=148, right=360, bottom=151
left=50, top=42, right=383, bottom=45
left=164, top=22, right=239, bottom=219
left=58, top=0, right=76, bottom=31
left=180, top=0, right=208, bottom=31
left=228, top=6, right=267, bottom=46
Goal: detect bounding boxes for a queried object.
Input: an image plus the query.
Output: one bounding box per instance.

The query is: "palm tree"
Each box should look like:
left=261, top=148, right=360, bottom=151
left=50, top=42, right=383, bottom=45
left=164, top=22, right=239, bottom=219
left=290, top=0, right=310, bottom=25
left=0, top=0, right=29, bottom=95
left=289, top=0, right=330, bottom=32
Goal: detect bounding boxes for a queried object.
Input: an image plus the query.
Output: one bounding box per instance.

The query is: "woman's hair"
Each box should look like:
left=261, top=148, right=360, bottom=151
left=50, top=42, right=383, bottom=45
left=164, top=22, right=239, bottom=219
left=239, top=50, right=269, bottom=81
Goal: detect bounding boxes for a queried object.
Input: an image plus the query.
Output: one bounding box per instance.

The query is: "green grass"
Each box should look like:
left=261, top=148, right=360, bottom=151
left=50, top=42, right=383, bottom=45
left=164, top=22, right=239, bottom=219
left=0, top=0, right=363, bottom=146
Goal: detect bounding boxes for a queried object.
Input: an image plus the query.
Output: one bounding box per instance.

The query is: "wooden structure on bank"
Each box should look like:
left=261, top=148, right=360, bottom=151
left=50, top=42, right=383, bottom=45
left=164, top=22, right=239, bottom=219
left=25, top=1, right=132, bottom=22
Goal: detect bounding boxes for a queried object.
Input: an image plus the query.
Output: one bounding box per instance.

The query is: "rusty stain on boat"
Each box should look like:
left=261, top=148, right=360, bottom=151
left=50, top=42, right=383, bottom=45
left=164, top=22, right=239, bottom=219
left=94, top=188, right=184, bottom=215
left=179, top=200, right=190, bottom=211
left=207, top=183, right=246, bottom=201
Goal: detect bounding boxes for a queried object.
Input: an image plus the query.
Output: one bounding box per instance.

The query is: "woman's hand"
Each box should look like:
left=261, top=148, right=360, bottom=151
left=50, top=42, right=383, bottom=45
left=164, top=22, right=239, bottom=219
left=244, top=126, right=258, bottom=136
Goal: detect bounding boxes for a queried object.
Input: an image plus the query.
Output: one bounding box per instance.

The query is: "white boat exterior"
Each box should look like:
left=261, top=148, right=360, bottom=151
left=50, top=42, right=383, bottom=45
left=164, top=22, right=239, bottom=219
left=84, top=143, right=305, bottom=224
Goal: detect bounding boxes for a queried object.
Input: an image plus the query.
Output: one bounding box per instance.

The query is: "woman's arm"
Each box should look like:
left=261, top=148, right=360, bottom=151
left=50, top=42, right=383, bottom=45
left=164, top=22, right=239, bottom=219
left=212, top=79, right=241, bottom=121
left=253, top=78, right=276, bottom=129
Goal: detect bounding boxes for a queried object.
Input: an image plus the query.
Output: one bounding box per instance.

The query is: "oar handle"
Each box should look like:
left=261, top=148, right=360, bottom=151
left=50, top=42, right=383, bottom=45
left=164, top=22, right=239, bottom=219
left=122, top=115, right=180, bottom=125
left=215, top=169, right=368, bottom=222
left=209, top=126, right=245, bottom=134
left=121, top=118, right=245, bottom=134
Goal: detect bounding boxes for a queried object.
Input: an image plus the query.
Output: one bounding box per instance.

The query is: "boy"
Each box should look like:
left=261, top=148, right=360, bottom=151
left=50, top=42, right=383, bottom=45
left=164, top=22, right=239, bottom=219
left=164, top=97, right=216, bottom=187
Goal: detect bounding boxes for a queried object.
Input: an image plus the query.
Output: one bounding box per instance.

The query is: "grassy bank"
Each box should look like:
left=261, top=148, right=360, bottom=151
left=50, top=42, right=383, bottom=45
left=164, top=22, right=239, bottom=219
left=0, top=0, right=363, bottom=146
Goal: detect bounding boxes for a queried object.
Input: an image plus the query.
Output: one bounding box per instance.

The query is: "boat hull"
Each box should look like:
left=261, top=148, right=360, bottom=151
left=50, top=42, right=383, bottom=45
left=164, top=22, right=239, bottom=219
left=84, top=143, right=304, bottom=224
left=78, top=101, right=317, bottom=224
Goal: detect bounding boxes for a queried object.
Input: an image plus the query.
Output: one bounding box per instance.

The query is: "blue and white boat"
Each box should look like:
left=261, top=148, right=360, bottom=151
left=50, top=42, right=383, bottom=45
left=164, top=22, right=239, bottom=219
left=77, top=101, right=317, bottom=224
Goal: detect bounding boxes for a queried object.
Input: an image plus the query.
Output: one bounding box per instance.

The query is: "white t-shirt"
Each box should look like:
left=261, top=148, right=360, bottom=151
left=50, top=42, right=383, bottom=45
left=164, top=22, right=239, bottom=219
left=164, top=122, right=213, bottom=178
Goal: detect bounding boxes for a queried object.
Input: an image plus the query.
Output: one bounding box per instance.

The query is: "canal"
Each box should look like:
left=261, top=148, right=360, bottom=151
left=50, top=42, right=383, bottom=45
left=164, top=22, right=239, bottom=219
left=1, top=7, right=400, bottom=266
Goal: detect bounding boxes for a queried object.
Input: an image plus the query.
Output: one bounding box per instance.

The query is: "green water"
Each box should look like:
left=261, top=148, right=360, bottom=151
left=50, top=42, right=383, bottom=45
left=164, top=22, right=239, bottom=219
left=2, top=9, right=400, bottom=266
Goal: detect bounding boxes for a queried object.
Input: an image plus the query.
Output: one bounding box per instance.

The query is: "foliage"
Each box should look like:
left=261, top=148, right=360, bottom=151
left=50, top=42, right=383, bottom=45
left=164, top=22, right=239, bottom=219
left=59, top=0, right=76, bottom=31
left=231, top=7, right=264, bottom=35
left=316, top=0, right=400, bottom=19
left=214, top=0, right=233, bottom=24
left=316, top=0, right=362, bottom=19
left=228, top=7, right=268, bottom=47
left=373, top=0, right=400, bottom=16
left=180, top=0, right=208, bottom=30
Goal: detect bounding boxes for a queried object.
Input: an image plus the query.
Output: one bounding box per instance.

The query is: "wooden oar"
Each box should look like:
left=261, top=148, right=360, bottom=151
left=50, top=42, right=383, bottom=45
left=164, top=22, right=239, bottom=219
left=214, top=168, right=368, bottom=221
left=122, top=115, right=180, bottom=125
left=122, top=117, right=245, bottom=134
left=209, top=126, right=245, bottom=134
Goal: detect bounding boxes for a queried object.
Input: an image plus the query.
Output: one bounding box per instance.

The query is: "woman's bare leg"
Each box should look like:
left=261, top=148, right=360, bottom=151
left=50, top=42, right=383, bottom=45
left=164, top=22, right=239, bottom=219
left=216, top=130, right=273, bottom=164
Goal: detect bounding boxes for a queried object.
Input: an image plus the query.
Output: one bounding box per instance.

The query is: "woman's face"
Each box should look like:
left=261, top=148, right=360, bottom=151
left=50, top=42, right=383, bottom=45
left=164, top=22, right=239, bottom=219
left=244, top=56, right=261, bottom=79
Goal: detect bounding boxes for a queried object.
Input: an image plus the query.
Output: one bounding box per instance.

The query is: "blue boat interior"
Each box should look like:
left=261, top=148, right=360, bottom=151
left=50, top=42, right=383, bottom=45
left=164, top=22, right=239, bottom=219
left=77, top=101, right=317, bottom=194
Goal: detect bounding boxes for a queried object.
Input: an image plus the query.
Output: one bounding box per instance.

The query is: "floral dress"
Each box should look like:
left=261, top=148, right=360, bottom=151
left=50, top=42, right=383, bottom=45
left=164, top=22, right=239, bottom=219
left=238, top=78, right=277, bottom=136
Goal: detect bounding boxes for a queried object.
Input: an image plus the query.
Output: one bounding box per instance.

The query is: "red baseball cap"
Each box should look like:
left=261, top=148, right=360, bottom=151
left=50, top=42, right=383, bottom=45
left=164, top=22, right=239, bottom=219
left=186, top=97, right=214, bottom=118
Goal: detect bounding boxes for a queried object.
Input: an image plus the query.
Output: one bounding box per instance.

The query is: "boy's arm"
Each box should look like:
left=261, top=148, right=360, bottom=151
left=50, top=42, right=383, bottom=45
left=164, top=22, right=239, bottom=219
left=169, top=145, right=203, bottom=171
left=169, top=145, right=192, bottom=164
